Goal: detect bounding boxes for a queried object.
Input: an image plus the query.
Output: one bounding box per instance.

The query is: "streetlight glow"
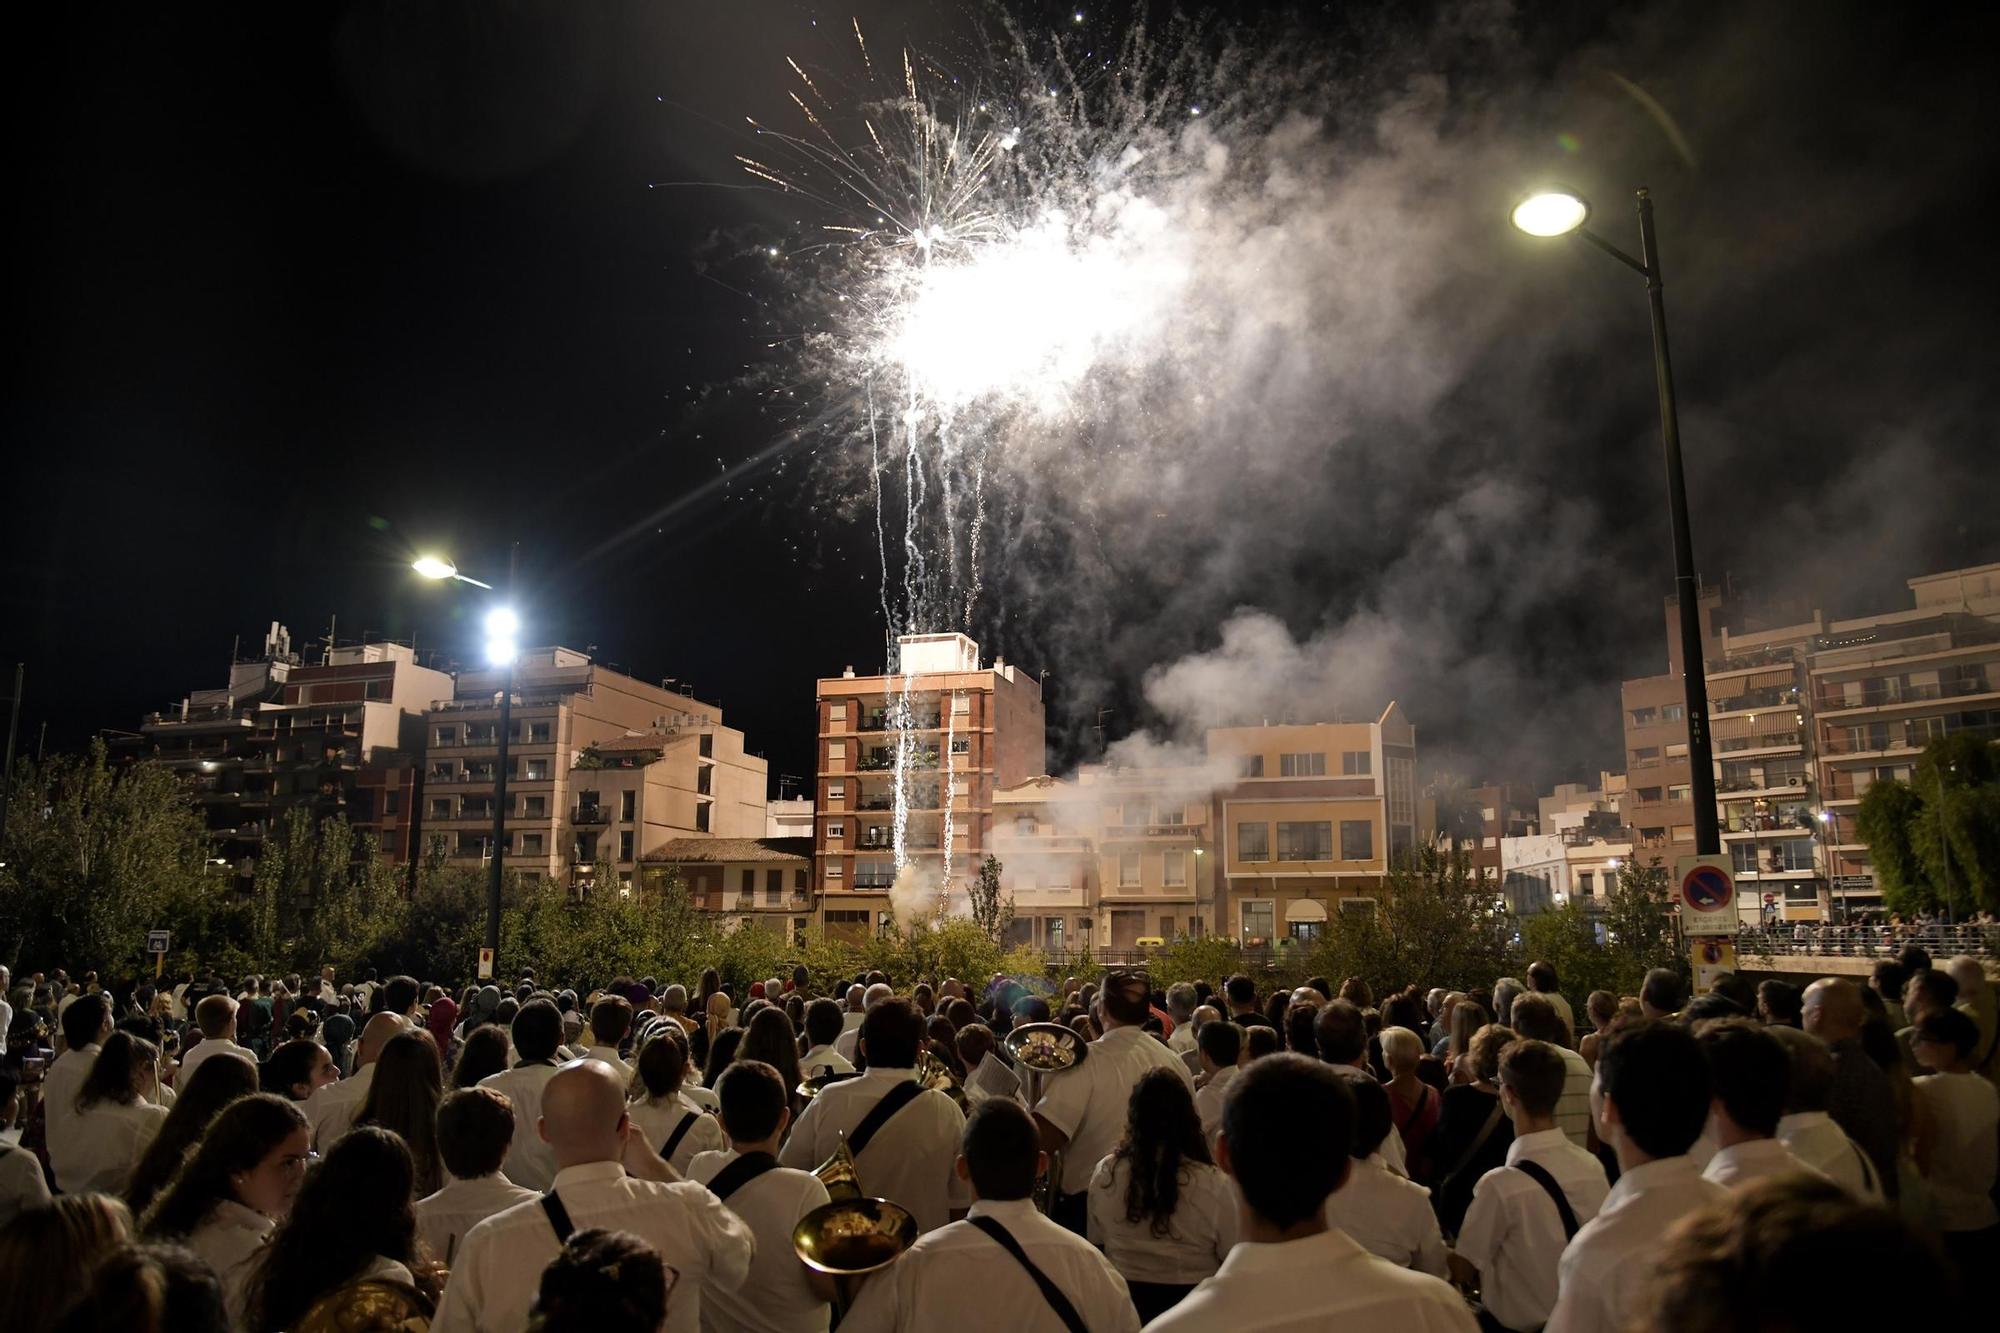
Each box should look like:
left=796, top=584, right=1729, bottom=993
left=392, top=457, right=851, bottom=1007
left=484, top=606, right=521, bottom=667
left=412, top=555, right=458, bottom=580
left=1511, top=190, right=1590, bottom=238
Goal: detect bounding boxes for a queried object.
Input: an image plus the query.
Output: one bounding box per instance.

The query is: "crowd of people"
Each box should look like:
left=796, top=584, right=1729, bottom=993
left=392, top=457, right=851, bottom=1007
left=0, top=945, right=1993, bottom=1331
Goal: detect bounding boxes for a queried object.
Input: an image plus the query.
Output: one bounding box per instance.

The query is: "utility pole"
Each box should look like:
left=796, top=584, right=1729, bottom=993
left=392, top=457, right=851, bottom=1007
left=0, top=664, right=21, bottom=861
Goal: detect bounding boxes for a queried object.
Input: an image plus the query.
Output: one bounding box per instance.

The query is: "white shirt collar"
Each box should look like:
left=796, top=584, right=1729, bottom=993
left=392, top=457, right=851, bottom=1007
left=967, top=1196, right=1043, bottom=1223
left=1604, top=1154, right=1699, bottom=1208
left=860, top=1064, right=918, bottom=1082
left=1214, top=1226, right=1369, bottom=1276
left=550, top=1160, right=628, bottom=1190
left=210, top=1198, right=275, bottom=1234
left=1506, top=1127, right=1571, bottom=1162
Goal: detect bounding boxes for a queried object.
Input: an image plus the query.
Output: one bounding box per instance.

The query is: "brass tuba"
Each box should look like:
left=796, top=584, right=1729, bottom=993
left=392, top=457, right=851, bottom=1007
left=811, top=1132, right=863, bottom=1203
left=914, top=1049, right=969, bottom=1112
left=795, top=1070, right=861, bottom=1103
left=792, top=1195, right=918, bottom=1318
left=1003, top=1022, right=1089, bottom=1214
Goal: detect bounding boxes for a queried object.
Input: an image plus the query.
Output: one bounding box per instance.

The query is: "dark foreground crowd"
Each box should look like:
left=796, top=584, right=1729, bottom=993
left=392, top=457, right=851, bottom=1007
left=0, top=948, right=1993, bottom=1332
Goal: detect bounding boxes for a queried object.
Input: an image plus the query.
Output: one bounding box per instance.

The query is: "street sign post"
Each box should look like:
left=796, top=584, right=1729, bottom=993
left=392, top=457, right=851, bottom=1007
left=147, top=930, right=170, bottom=978
left=478, top=947, right=495, bottom=981
left=1693, top=934, right=1737, bottom=992
left=1675, top=855, right=1737, bottom=937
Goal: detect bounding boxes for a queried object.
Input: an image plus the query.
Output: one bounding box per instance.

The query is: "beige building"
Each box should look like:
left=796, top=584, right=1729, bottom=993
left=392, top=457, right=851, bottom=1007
left=425, top=647, right=768, bottom=893
left=1207, top=708, right=1419, bottom=947
left=814, top=633, right=1047, bottom=937
left=990, top=776, right=1097, bottom=954
left=643, top=837, right=814, bottom=940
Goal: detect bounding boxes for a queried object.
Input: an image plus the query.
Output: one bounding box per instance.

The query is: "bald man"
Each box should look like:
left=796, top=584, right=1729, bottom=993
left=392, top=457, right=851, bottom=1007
left=306, top=1010, right=407, bottom=1148
left=433, top=1059, right=753, bottom=1333
left=1802, top=979, right=1900, bottom=1200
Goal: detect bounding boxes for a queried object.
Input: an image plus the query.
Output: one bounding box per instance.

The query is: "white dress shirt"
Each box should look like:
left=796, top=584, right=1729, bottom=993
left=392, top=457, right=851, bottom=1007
left=1167, top=1021, right=1197, bottom=1056
left=841, top=1196, right=1139, bottom=1333
left=833, top=1026, right=863, bottom=1063
left=778, top=1066, right=969, bottom=1233
left=1086, top=1153, right=1237, bottom=1285
left=1145, top=1225, right=1478, bottom=1333
left=432, top=1159, right=755, bottom=1333
left=584, top=1045, right=635, bottom=1089
left=0, top=996, right=11, bottom=1055
left=688, top=1148, right=833, bottom=1333
left=1701, top=1136, right=1821, bottom=1191
left=64, top=1097, right=170, bottom=1194
left=800, top=1044, right=855, bottom=1078
left=305, top=1063, right=373, bottom=1150
left=1914, top=1070, right=2000, bottom=1231
left=630, top=1093, right=727, bottom=1176
left=1552, top=1047, right=1594, bottom=1144
left=1034, top=1026, right=1193, bottom=1194
left=1776, top=1111, right=1881, bottom=1199
left=1194, top=1065, right=1238, bottom=1146
left=478, top=1063, right=563, bottom=1190
left=415, top=1173, right=539, bottom=1265
left=1545, top=1156, right=1728, bottom=1333
left=0, top=1140, right=52, bottom=1230
left=42, top=1043, right=99, bottom=1191
left=1323, top=1154, right=1448, bottom=1278
left=180, top=1037, right=257, bottom=1083
left=1453, top=1128, right=1609, bottom=1333
left=186, top=1199, right=274, bottom=1328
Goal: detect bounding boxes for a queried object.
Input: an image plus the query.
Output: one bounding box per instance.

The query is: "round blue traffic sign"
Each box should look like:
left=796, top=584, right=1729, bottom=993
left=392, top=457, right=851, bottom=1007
left=1681, top=864, right=1734, bottom=912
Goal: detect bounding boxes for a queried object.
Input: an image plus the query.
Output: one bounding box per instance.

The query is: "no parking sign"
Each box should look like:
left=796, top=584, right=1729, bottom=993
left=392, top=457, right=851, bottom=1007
left=1676, top=855, right=1737, bottom=936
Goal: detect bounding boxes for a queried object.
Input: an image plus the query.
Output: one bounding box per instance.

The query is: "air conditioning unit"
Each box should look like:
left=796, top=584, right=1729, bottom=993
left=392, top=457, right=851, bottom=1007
left=1789, top=776, right=1804, bottom=787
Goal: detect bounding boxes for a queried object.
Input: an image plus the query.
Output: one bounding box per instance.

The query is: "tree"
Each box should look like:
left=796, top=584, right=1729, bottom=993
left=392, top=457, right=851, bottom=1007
left=1298, top=846, right=1513, bottom=996
left=968, top=855, right=1013, bottom=944
left=1857, top=734, right=2000, bottom=917
left=1598, top=854, right=1683, bottom=989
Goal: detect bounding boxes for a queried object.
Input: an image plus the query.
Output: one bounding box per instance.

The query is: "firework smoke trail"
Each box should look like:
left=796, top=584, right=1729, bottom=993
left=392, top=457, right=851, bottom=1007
left=941, top=695, right=957, bottom=895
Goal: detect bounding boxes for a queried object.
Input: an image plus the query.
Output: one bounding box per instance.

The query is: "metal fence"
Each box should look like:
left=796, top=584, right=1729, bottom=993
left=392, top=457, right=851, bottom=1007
left=1734, top=923, right=1998, bottom=961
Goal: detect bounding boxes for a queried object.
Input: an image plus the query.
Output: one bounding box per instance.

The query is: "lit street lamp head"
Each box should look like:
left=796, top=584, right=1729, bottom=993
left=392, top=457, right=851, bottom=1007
left=412, top=555, right=458, bottom=580
left=484, top=606, right=521, bottom=667
left=1511, top=189, right=1590, bottom=237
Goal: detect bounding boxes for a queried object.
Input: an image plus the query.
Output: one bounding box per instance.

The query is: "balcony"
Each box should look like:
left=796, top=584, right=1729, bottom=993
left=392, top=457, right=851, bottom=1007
left=1815, top=677, right=1994, bottom=712
left=1711, top=686, right=1799, bottom=716
left=859, top=712, right=943, bottom=732
left=1102, top=823, right=1204, bottom=839
left=571, top=805, right=611, bottom=825
left=857, top=750, right=939, bottom=771
left=1717, top=730, right=1804, bottom=755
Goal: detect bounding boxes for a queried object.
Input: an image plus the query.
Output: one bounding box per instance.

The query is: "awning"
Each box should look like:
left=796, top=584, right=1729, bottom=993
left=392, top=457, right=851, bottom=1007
left=1285, top=899, right=1328, bottom=923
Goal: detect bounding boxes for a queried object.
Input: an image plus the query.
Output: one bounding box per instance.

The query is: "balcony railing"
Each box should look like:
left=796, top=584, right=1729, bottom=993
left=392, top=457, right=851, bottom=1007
left=1815, top=677, right=1993, bottom=710
left=857, top=750, right=940, bottom=771
left=859, top=713, right=942, bottom=732
left=1711, top=686, right=1799, bottom=714
left=571, top=805, right=611, bottom=825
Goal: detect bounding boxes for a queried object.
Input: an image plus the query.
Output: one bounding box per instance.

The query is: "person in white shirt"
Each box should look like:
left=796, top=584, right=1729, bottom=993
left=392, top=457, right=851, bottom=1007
left=1146, top=1053, right=1476, bottom=1333
left=958, top=1024, right=1022, bottom=1105
left=1766, top=1025, right=1883, bottom=1200
left=1191, top=1020, right=1242, bottom=1148
left=0, top=967, right=12, bottom=1057
left=629, top=1023, right=726, bottom=1175
left=1164, top=983, right=1199, bottom=1057
left=1696, top=1019, right=1820, bottom=1191
left=833, top=983, right=892, bottom=1063
left=1086, top=1067, right=1237, bottom=1322
left=140, top=1092, right=312, bottom=1328
left=305, top=1010, right=405, bottom=1149
left=1324, top=1072, right=1449, bottom=1278
left=0, top=1071, right=53, bottom=1228
left=780, top=996, right=970, bottom=1233
left=179, top=994, right=257, bottom=1083
left=843, top=1097, right=1140, bottom=1333
left=433, top=1059, right=755, bottom=1333
left=686, top=1059, right=835, bottom=1333
left=479, top=999, right=570, bottom=1190
left=1909, top=1007, right=2000, bottom=1271
left=1033, top=971, right=1193, bottom=1235
left=1451, top=1040, right=1610, bottom=1333
left=44, top=991, right=113, bottom=1191
left=1546, top=1020, right=1729, bottom=1333
left=1525, top=962, right=1575, bottom=1039
left=63, top=1030, right=171, bottom=1195
left=1180, top=1004, right=1221, bottom=1080
left=1509, top=995, right=1593, bottom=1145
left=800, top=998, right=857, bottom=1080
left=583, top=994, right=636, bottom=1090
left=416, top=1087, right=540, bottom=1265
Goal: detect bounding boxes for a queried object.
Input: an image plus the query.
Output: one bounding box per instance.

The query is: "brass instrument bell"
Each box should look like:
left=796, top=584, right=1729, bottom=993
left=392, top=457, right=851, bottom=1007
left=792, top=1197, right=919, bottom=1277
left=811, top=1132, right=863, bottom=1202
left=914, top=1048, right=969, bottom=1112
left=795, top=1070, right=860, bottom=1103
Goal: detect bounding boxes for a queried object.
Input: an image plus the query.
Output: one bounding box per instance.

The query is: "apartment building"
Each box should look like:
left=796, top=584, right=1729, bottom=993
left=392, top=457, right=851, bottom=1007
left=1619, top=563, right=2000, bottom=922
left=425, top=647, right=767, bottom=893
left=115, top=627, right=452, bottom=881
left=644, top=837, right=814, bottom=940
left=814, top=633, right=1048, bottom=937
left=1466, top=783, right=1540, bottom=875
left=990, top=776, right=1098, bottom=955
left=1205, top=708, right=1419, bottom=947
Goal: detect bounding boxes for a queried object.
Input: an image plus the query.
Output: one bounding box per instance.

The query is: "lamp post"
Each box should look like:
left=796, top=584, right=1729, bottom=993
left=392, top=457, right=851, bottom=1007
left=1513, top=188, right=1719, bottom=858
left=415, top=554, right=519, bottom=979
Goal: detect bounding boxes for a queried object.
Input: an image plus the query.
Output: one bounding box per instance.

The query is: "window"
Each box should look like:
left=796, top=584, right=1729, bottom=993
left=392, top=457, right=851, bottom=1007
left=952, top=694, right=970, bottom=713
left=1578, top=871, right=1595, bottom=896
left=1665, top=742, right=1689, bottom=759
left=1279, top=752, right=1327, bottom=777
left=741, top=869, right=755, bottom=895
left=435, top=725, right=459, bottom=746
left=950, top=737, right=970, bottom=754
left=826, top=864, right=844, bottom=880
left=524, top=795, right=547, bottom=818
left=794, top=868, right=807, bottom=890
left=1152, top=803, right=1185, bottom=826
left=1276, top=821, right=1333, bottom=861
left=430, top=798, right=450, bottom=819
left=384, top=791, right=400, bottom=815
left=522, top=832, right=544, bottom=855
left=828, top=781, right=846, bottom=801
left=1236, top=822, right=1270, bottom=861
left=1629, top=707, right=1657, bottom=727
left=1119, top=853, right=1141, bottom=886
left=1290, top=920, right=1322, bottom=942
left=1339, top=820, right=1373, bottom=861
left=1667, top=784, right=1691, bottom=803
left=1672, top=824, right=1694, bottom=843
left=1341, top=751, right=1371, bottom=776
left=826, top=909, right=870, bottom=926
left=528, top=721, right=551, bottom=743
left=828, top=701, right=847, bottom=724
left=1240, top=901, right=1274, bottom=944
left=1631, top=746, right=1660, bottom=767
left=1016, top=815, right=1036, bottom=834
left=695, top=804, right=711, bottom=833
left=828, top=741, right=846, bottom=763
left=1242, top=755, right=1265, bottom=778
left=1163, top=851, right=1185, bottom=886
left=466, top=724, right=496, bottom=745
left=698, top=733, right=714, bottom=758
left=619, top=831, right=634, bottom=861
left=621, top=790, right=636, bottom=821
left=827, top=821, right=844, bottom=840
left=456, top=832, right=486, bottom=856
left=428, top=762, right=456, bottom=782
left=522, top=759, right=550, bottom=781
left=697, top=768, right=712, bottom=795
left=1661, top=703, right=1686, bottom=723
left=1636, top=787, right=1663, bottom=804
left=574, top=833, right=598, bottom=862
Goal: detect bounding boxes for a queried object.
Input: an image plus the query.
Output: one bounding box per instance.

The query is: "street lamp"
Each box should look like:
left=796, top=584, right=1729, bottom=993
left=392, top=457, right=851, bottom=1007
left=1513, top=186, right=1719, bottom=856
left=413, top=553, right=518, bottom=980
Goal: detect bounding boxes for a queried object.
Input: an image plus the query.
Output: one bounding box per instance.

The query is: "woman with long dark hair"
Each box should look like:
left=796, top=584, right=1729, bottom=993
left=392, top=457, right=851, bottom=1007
left=261, top=1037, right=336, bottom=1102
left=355, top=1030, right=446, bottom=1196
left=243, top=1126, right=438, bottom=1331
left=142, top=1092, right=310, bottom=1328
left=738, top=1006, right=805, bottom=1116
left=1086, top=1067, right=1237, bottom=1322
left=629, top=1026, right=723, bottom=1175
left=451, top=1023, right=511, bottom=1089
left=69, top=1030, right=171, bottom=1194
left=125, top=1050, right=261, bottom=1217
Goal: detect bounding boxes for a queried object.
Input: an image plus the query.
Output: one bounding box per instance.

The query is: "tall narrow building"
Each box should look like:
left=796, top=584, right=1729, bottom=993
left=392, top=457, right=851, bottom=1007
left=814, top=633, right=1047, bottom=937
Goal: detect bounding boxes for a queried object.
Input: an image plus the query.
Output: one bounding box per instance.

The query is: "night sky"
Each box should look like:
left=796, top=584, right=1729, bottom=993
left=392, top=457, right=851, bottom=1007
left=7, top=1, right=1999, bottom=794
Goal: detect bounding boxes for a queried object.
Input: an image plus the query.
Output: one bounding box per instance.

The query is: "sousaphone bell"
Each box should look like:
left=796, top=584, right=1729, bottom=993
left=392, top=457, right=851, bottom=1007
left=1003, top=1022, right=1089, bottom=1214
